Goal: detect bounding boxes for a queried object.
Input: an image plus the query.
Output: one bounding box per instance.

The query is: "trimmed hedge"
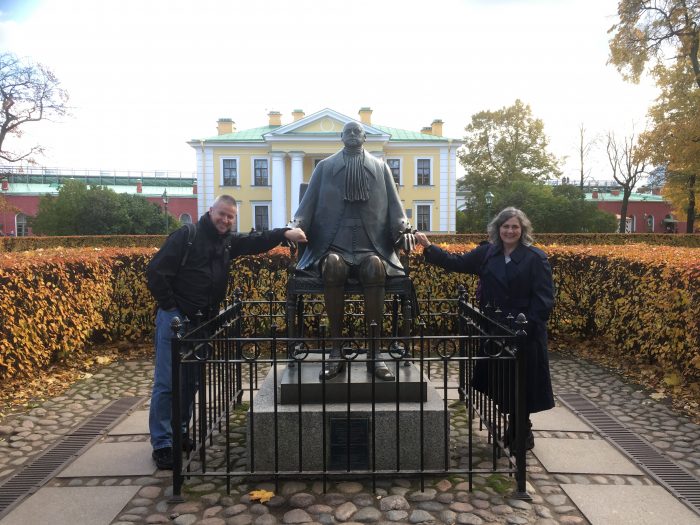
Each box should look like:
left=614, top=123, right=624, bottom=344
left=427, top=233, right=700, bottom=247
left=1, top=244, right=698, bottom=385
left=1, top=232, right=699, bottom=253
left=0, top=235, right=166, bottom=253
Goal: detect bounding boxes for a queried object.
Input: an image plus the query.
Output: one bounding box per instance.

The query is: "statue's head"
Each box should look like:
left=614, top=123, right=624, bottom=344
left=341, top=121, right=366, bottom=148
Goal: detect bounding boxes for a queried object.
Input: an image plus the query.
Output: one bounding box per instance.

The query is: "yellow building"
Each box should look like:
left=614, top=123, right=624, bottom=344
left=188, top=108, right=461, bottom=233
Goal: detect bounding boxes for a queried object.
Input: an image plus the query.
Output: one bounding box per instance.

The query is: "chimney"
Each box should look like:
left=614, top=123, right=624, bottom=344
left=431, top=119, right=444, bottom=137
left=193, top=181, right=197, bottom=195
left=268, top=111, right=282, bottom=126
left=421, top=126, right=433, bottom=135
left=611, top=189, right=620, bottom=196
left=592, top=188, right=599, bottom=199
left=1, top=178, right=8, bottom=191
left=136, top=181, right=142, bottom=193
left=217, top=118, right=235, bottom=135
left=358, top=107, right=372, bottom=125
left=292, top=109, right=305, bottom=122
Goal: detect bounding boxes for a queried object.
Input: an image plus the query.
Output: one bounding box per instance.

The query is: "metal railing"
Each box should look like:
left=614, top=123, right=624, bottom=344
left=169, top=286, right=529, bottom=500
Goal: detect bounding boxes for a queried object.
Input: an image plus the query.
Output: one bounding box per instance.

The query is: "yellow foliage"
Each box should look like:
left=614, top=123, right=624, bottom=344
left=249, top=490, right=275, bottom=503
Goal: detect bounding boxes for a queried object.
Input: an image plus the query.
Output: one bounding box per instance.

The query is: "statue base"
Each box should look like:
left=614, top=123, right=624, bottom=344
left=247, top=364, right=448, bottom=472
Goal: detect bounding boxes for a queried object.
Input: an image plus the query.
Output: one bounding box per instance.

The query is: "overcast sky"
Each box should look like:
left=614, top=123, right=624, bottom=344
left=0, top=0, right=658, bottom=182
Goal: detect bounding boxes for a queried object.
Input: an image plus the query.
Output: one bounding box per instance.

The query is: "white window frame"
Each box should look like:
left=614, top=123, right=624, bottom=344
left=414, top=157, right=433, bottom=186
left=251, top=156, right=270, bottom=187
left=251, top=201, right=271, bottom=232
left=385, top=157, right=403, bottom=186
left=414, top=201, right=433, bottom=232
left=15, top=212, right=28, bottom=237
left=220, top=156, right=240, bottom=187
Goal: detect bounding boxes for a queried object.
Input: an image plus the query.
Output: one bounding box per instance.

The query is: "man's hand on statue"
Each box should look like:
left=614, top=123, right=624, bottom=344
left=414, top=231, right=431, bottom=248
left=285, top=228, right=307, bottom=243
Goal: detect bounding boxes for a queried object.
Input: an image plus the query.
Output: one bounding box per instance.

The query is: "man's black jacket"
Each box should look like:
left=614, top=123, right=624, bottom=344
left=146, top=212, right=288, bottom=320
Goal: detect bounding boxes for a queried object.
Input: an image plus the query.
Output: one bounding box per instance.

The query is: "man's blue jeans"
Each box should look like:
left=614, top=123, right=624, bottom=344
left=149, top=308, right=197, bottom=451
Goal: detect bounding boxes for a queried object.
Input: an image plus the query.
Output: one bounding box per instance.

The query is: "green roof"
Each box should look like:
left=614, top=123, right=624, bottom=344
left=205, top=126, right=279, bottom=142
left=373, top=125, right=447, bottom=141
left=584, top=192, right=664, bottom=202
left=202, top=124, right=453, bottom=143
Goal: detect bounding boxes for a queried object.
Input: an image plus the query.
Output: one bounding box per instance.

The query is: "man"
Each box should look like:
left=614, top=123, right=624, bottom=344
left=146, top=194, right=306, bottom=469
left=292, top=121, right=414, bottom=382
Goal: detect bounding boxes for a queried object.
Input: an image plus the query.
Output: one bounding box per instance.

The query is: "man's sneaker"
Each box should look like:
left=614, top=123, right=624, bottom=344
left=152, top=447, right=173, bottom=470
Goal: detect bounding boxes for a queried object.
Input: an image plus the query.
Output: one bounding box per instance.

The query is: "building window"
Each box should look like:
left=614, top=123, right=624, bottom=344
left=179, top=213, right=192, bottom=224
left=15, top=213, right=28, bottom=237
left=221, top=158, right=238, bottom=186
left=386, top=158, right=401, bottom=185
left=645, top=214, right=654, bottom=232
left=416, top=204, right=431, bottom=231
left=253, top=158, right=269, bottom=186
left=416, top=158, right=432, bottom=186
left=253, top=203, right=270, bottom=231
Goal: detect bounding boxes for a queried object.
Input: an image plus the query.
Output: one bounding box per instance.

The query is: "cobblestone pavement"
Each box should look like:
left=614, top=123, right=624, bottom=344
left=0, top=352, right=698, bottom=525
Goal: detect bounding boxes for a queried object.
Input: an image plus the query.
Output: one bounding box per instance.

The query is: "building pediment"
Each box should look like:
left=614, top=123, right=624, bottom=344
left=263, top=108, right=389, bottom=141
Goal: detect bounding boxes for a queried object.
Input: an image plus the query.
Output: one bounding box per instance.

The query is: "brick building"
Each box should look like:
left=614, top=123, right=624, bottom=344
left=0, top=166, right=198, bottom=236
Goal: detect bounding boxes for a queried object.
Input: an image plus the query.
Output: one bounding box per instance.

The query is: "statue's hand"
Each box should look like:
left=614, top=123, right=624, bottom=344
left=399, top=231, right=416, bottom=253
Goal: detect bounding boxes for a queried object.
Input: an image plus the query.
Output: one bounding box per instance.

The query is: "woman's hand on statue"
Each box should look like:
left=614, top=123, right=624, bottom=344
left=414, top=232, right=431, bottom=248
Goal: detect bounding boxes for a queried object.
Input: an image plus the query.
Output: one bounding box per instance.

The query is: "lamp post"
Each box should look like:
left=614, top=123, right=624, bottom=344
left=162, top=189, right=170, bottom=233
left=485, top=191, right=494, bottom=229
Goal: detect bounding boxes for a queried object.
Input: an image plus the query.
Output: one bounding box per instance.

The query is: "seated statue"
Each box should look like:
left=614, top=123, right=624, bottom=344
left=291, top=121, right=415, bottom=381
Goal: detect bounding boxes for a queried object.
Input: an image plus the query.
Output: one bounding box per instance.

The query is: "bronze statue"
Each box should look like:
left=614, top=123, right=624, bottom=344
left=292, top=121, right=415, bottom=381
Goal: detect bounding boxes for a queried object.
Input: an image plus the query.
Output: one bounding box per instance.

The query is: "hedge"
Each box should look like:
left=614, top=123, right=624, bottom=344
left=0, top=244, right=698, bottom=384
left=0, top=235, right=166, bottom=253
left=1, top=232, right=699, bottom=253
left=427, top=233, right=700, bottom=247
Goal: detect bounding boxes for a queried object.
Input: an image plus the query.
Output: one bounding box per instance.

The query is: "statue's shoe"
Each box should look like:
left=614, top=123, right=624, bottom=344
left=319, top=360, right=345, bottom=381
left=367, top=361, right=395, bottom=382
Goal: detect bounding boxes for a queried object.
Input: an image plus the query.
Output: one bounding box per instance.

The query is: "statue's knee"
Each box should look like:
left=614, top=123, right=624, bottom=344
left=359, top=256, right=386, bottom=287
left=322, top=253, right=348, bottom=286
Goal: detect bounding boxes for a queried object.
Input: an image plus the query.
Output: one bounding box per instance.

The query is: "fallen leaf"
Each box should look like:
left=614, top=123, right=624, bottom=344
left=249, top=489, right=275, bottom=503
left=663, top=373, right=681, bottom=387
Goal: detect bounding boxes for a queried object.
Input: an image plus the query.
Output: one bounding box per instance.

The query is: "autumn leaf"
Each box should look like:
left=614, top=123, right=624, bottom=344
left=249, top=489, right=275, bottom=503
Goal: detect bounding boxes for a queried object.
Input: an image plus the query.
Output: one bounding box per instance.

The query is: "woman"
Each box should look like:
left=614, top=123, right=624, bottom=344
left=415, top=207, right=555, bottom=450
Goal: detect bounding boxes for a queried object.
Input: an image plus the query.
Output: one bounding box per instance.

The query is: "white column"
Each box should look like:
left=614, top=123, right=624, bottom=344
left=289, top=151, right=305, bottom=215
left=271, top=151, right=287, bottom=228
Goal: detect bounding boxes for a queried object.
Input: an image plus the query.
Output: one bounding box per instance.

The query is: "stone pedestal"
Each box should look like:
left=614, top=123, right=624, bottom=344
left=247, top=363, right=449, bottom=472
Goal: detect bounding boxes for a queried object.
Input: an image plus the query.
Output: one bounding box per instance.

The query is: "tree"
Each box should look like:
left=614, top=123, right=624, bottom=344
left=605, top=130, right=648, bottom=233
left=455, top=180, right=617, bottom=233
left=577, top=123, right=597, bottom=190
left=31, top=179, right=179, bottom=235
left=457, top=100, right=562, bottom=205
left=0, top=52, right=69, bottom=163
left=457, top=101, right=563, bottom=233
left=608, top=0, right=700, bottom=89
left=640, top=60, right=699, bottom=232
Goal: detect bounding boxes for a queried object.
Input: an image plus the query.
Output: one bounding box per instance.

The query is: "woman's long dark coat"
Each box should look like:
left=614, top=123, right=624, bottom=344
left=424, top=242, right=555, bottom=414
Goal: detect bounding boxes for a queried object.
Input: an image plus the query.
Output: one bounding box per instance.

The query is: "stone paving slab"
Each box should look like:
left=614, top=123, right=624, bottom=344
left=108, top=409, right=149, bottom=435
left=56, top=441, right=155, bottom=477
left=532, top=437, right=644, bottom=475
left=561, top=484, right=700, bottom=525
left=0, top=486, right=139, bottom=525
left=530, top=405, right=594, bottom=432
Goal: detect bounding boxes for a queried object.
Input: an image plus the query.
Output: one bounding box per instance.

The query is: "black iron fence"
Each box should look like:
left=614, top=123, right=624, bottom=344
left=169, top=287, right=529, bottom=500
